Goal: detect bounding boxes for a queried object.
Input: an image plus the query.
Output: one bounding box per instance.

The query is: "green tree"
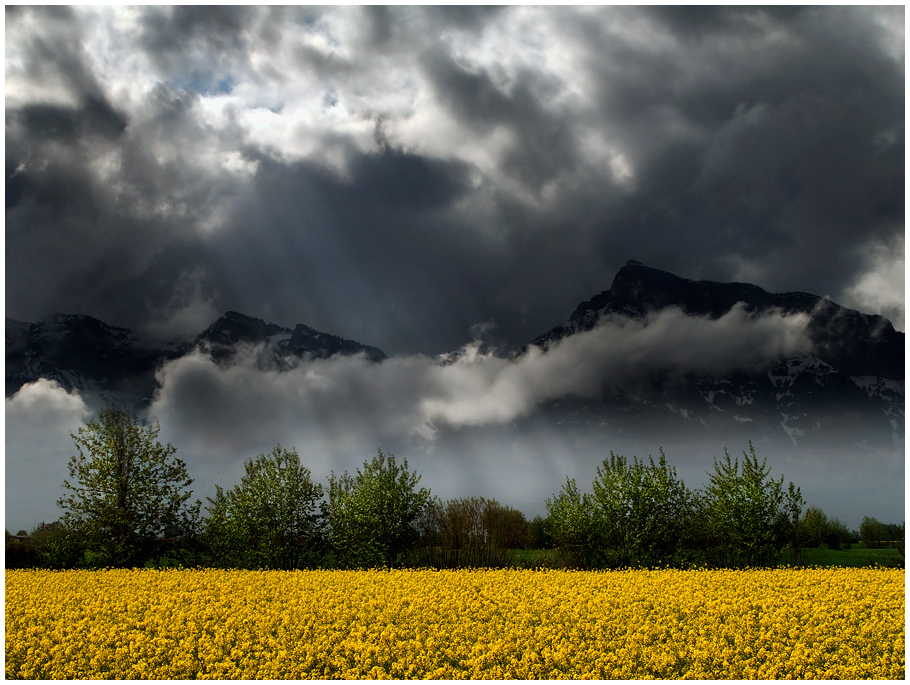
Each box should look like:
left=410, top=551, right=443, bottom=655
left=324, top=449, right=431, bottom=568
left=28, top=520, right=85, bottom=569
left=205, top=445, right=325, bottom=569
left=58, top=407, right=199, bottom=567
left=782, top=482, right=805, bottom=565
left=800, top=506, right=830, bottom=548
left=701, top=442, right=789, bottom=568
left=545, top=477, right=601, bottom=569
left=591, top=450, right=695, bottom=568
left=859, top=516, right=903, bottom=549
left=823, top=516, right=852, bottom=550
left=482, top=499, right=528, bottom=550
left=590, top=453, right=640, bottom=567
left=528, top=515, right=552, bottom=549
left=859, top=516, right=886, bottom=548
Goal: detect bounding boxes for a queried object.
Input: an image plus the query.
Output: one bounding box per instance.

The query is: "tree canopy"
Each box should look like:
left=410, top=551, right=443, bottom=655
left=10, top=420, right=896, bottom=571
left=205, top=444, right=324, bottom=569
left=701, top=442, right=790, bottom=568
left=324, top=449, right=431, bottom=568
left=58, top=407, right=199, bottom=567
left=592, top=450, right=695, bottom=567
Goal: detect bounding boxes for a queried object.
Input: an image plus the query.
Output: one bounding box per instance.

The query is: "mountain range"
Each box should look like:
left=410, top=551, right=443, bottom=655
left=6, top=261, right=904, bottom=448
left=527, top=261, right=903, bottom=448
left=5, top=310, right=385, bottom=407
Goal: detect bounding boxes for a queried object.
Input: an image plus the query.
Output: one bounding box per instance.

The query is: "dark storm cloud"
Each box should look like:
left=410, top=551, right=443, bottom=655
left=646, top=5, right=806, bottom=40
left=558, top=5, right=904, bottom=298
left=5, top=5, right=254, bottom=337
left=426, top=5, right=505, bottom=30
left=418, top=46, right=578, bottom=193
left=5, top=79, right=239, bottom=336
left=138, top=5, right=254, bottom=92
left=210, top=151, right=497, bottom=354
left=5, top=5, right=904, bottom=348
left=140, top=5, right=252, bottom=52
left=14, top=96, right=127, bottom=143
left=12, top=7, right=103, bottom=100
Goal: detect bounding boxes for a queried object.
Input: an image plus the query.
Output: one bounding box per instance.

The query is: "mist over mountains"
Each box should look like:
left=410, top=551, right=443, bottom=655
left=6, top=262, right=904, bottom=531
left=6, top=311, right=385, bottom=405
left=525, top=261, right=903, bottom=449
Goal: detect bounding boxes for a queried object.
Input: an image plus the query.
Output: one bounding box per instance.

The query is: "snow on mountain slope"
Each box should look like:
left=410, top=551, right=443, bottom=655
left=523, top=261, right=903, bottom=447
left=5, top=311, right=386, bottom=406
left=6, top=262, right=903, bottom=449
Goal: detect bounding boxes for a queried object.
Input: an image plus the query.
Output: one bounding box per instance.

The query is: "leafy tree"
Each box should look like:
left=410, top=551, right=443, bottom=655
left=701, top=442, right=789, bottom=568
left=58, top=407, right=200, bottom=567
left=440, top=497, right=486, bottom=551
left=782, top=482, right=805, bottom=565
left=411, top=496, right=527, bottom=568
left=591, top=450, right=695, bottom=568
left=800, top=506, right=830, bottom=548
left=792, top=505, right=852, bottom=553
left=860, top=517, right=903, bottom=549
left=28, top=520, right=86, bottom=569
left=324, top=449, right=431, bottom=568
left=528, top=515, right=553, bottom=549
left=823, top=516, right=852, bottom=550
left=204, top=445, right=325, bottom=569
left=545, top=477, right=601, bottom=569
left=590, top=452, right=642, bottom=567
left=414, top=496, right=446, bottom=549
left=482, top=500, right=528, bottom=550
left=859, top=516, right=888, bottom=548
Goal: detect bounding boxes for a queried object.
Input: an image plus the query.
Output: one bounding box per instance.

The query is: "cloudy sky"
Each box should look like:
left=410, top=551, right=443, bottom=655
left=5, top=6, right=905, bottom=531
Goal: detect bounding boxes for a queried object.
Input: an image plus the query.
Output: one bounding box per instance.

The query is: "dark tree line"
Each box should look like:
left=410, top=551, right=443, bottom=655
left=5, top=408, right=904, bottom=570
left=546, top=445, right=817, bottom=569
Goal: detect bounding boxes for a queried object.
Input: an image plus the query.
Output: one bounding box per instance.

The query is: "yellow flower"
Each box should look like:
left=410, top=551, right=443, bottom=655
left=5, top=567, right=904, bottom=679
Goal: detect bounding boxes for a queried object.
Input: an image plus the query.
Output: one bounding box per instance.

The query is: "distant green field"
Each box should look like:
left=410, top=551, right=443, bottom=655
left=506, top=545, right=903, bottom=569
left=781, top=545, right=903, bottom=569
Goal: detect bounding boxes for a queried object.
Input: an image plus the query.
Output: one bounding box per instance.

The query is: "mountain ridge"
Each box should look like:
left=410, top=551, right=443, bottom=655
left=5, top=310, right=386, bottom=403
left=523, top=261, right=903, bottom=447
left=6, top=262, right=904, bottom=449
left=534, top=260, right=903, bottom=380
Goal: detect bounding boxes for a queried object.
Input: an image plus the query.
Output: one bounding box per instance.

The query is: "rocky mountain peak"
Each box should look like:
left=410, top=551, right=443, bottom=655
left=557, top=261, right=902, bottom=381
left=526, top=261, right=904, bottom=447
left=195, top=311, right=291, bottom=348
left=6, top=309, right=387, bottom=403
left=571, top=261, right=819, bottom=322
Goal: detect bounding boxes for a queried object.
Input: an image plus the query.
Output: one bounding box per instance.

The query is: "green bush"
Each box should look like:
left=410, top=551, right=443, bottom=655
left=324, top=449, right=431, bottom=568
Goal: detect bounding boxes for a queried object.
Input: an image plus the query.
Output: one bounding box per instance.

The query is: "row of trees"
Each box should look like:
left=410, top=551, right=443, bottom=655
left=544, top=447, right=877, bottom=569
left=5, top=407, right=904, bottom=570
left=204, top=445, right=432, bottom=570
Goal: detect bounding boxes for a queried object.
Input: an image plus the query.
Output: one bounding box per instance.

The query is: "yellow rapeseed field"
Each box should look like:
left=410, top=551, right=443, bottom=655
left=5, top=567, right=904, bottom=679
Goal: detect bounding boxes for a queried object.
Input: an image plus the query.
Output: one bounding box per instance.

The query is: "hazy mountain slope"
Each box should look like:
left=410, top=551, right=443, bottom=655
left=5, top=311, right=386, bottom=406
left=526, top=261, right=903, bottom=447
left=6, top=262, right=903, bottom=450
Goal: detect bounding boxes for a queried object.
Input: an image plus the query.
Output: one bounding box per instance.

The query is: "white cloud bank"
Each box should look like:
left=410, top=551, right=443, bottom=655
left=5, top=380, right=91, bottom=531
left=147, top=306, right=813, bottom=465
left=842, top=233, right=905, bottom=331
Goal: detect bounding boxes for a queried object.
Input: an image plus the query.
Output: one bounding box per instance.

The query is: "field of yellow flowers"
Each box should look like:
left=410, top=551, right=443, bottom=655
left=6, top=567, right=904, bottom=679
